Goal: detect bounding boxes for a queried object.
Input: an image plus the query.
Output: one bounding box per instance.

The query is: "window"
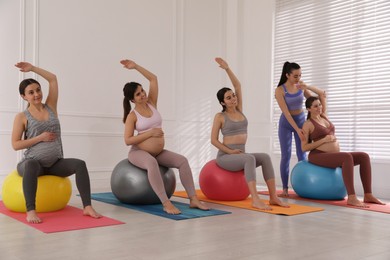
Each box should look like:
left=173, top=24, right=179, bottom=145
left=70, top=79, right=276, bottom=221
left=273, top=0, right=390, bottom=161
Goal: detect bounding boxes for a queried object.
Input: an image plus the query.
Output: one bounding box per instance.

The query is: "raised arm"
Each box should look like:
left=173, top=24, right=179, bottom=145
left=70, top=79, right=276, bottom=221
left=215, top=57, right=242, bottom=112
left=15, top=62, right=58, bottom=114
left=120, top=59, right=158, bottom=107
left=299, top=81, right=326, bottom=99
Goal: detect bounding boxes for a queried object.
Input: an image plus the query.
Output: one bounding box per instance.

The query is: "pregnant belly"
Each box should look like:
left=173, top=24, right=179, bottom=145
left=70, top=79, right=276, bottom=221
left=137, top=136, right=165, bottom=156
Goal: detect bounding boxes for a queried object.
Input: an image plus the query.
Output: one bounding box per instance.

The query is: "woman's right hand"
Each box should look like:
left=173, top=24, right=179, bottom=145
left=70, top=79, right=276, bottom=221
left=120, top=59, right=137, bottom=70
left=323, top=135, right=337, bottom=143
left=149, top=128, right=164, bottom=137
left=39, top=132, right=57, bottom=142
left=229, top=149, right=242, bottom=154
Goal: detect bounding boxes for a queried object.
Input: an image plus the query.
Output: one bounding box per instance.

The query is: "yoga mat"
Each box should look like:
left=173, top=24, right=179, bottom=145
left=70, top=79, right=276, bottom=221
left=90, top=192, right=231, bottom=220
left=0, top=201, right=124, bottom=233
left=258, top=190, right=390, bottom=214
left=173, top=190, right=323, bottom=216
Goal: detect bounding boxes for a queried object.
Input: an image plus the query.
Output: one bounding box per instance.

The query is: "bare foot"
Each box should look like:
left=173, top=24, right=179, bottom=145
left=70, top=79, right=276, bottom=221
left=83, top=205, right=102, bottom=218
left=163, top=200, right=181, bottom=215
left=347, top=195, right=369, bottom=208
left=189, top=197, right=210, bottom=210
left=364, top=193, right=386, bottom=205
left=26, top=210, right=42, bottom=224
left=252, top=197, right=272, bottom=210
left=269, top=197, right=290, bottom=208
left=279, top=188, right=289, bottom=197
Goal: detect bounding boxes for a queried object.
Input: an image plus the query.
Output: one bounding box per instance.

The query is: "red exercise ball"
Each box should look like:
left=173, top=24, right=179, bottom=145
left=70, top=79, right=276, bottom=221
left=199, top=160, right=250, bottom=201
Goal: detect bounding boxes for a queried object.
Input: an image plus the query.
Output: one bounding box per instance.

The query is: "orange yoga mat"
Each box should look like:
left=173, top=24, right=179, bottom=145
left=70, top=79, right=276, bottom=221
left=0, top=201, right=124, bottom=233
left=258, top=190, right=390, bottom=214
left=173, top=190, right=323, bottom=216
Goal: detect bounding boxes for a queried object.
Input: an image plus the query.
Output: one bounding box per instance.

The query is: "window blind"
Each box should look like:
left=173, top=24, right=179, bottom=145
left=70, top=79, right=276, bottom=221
left=273, top=0, right=390, bottom=161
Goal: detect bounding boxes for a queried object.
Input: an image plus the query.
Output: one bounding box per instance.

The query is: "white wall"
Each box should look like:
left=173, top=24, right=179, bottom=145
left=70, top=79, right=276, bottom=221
left=1, top=0, right=389, bottom=199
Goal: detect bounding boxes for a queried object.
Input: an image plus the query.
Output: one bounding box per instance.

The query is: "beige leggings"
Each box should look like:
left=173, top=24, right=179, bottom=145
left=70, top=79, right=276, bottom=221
left=128, top=146, right=196, bottom=203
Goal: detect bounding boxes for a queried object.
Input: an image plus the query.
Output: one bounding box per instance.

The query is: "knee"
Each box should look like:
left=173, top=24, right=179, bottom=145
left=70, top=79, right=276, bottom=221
left=340, top=153, right=353, bottom=162
left=244, top=154, right=256, bottom=166
left=176, top=154, right=190, bottom=168
left=19, top=160, right=40, bottom=176
left=71, top=159, right=88, bottom=174
left=280, top=152, right=291, bottom=161
left=75, top=159, right=87, bottom=169
left=360, top=152, right=370, bottom=161
left=144, top=159, right=160, bottom=172
left=262, top=153, right=272, bottom=162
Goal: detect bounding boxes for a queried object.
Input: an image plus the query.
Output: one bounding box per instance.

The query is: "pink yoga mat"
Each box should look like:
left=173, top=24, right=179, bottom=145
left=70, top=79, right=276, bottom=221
left=0, top=201, right=124, bottom=233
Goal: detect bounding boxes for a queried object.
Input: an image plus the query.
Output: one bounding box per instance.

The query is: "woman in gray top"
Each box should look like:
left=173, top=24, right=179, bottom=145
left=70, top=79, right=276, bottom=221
left=11, top=62, right=101, bottom=223
left=211, top=58, right=288, bottom=210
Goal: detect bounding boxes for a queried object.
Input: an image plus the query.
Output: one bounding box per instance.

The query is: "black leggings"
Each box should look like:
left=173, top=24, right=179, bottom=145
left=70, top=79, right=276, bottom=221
left=17, top=158, right=92, bottom=211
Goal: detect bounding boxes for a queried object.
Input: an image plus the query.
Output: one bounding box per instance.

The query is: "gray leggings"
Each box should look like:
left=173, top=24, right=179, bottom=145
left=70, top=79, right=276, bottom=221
left=17, top=158, right=92, bottom=211
left=216, top=144, right=275, bottom=182
left=128, top=146, right=196, bottom=203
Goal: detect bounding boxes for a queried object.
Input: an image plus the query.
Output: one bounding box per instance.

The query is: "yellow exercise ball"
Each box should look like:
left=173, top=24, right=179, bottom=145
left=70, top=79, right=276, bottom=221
left=2, top=170, right=72, bottom=213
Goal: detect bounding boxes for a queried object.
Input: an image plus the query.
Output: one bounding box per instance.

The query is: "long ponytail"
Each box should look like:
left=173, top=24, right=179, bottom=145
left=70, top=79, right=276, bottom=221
left=277, top=61, right=301, bottom=87
left=122, top=82, right=140, bottom=123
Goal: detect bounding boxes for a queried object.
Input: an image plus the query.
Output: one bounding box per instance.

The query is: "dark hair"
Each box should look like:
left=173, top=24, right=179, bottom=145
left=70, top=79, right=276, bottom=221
left=277, top=61, right=301, bottom=87
left=305, top=96, right=319, bottom=120
left=216, top=87, right=231, bottom=112
left=122, top=82, right=141, bottom=123
left=19, top=78, right=40, bottom=95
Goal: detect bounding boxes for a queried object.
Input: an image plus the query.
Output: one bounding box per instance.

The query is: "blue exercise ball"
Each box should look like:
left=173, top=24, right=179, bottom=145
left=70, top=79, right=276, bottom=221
left=291, top=160, right=347, bottom=200
left=111, top=159, right=176, bottom=205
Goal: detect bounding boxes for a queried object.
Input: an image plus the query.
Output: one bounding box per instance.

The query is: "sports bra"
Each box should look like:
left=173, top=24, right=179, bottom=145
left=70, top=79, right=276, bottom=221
left=282, top=84, right=304, bottom=110
left=221, top=112, right=248, bottom=136
left=309, top=116, right=335, bottom=142
left=133, top=103, right=162, bottom=134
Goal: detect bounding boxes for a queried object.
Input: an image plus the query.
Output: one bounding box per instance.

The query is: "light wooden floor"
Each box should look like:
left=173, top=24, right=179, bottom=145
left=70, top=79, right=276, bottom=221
left=1, top=186, right=390, bottom=260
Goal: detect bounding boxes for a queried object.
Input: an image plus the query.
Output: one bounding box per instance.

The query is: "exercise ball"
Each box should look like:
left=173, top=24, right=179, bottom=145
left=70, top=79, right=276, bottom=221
left=291, top=160, right=347, bottom=200
left=199, top=160, right=250, bottom=201
left=2, top=170, right=72, bottom=212
left=110, top=159, right=176, bottom=205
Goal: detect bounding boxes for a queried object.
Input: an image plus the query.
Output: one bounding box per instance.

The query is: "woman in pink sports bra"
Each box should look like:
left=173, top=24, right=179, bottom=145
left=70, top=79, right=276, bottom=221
left=301, top=95, right=384, bottom=207
left=120, top=59, right=209, bottom=215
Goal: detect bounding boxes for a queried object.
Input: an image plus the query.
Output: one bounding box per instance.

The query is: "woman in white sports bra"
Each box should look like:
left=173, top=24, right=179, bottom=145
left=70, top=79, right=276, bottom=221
left=121, top=59, right=209, bottom=215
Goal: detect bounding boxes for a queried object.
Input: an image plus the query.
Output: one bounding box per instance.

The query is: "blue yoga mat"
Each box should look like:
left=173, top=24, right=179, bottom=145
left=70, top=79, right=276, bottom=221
left=90, top=192, right=231, bottom=220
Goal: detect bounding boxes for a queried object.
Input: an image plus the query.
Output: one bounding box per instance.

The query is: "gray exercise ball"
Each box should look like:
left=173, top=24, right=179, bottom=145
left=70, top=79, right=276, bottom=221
left=110, top=159, right=176, bottom=205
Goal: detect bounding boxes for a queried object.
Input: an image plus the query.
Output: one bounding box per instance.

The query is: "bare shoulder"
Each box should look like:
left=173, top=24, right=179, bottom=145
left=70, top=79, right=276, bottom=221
left=214, top=112, right=224, bottom=120
left=14, top=112, right=26, bottom=122
left=13, top=112, right=27, bottom=131
left=275, top=86, right=285, bottom=97
left=302, top=119, right=314, bottom=130
left=126, top=111, right=137, bottom=124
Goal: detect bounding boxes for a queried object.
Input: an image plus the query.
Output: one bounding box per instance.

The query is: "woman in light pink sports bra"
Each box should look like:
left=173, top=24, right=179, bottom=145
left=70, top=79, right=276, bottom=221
left=120, top=59, right=209, bottom=214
